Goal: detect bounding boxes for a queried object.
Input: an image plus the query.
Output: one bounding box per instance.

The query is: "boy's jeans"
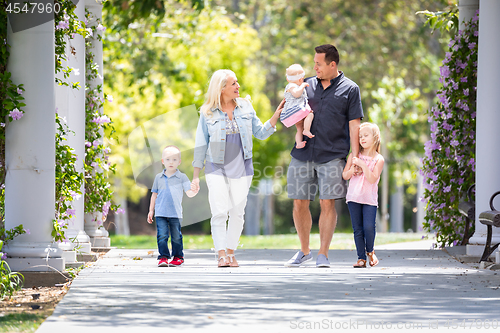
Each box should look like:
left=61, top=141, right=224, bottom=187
left=347, top=202, right=377, bottom=260
left=155, top=216, right=183, bottom=259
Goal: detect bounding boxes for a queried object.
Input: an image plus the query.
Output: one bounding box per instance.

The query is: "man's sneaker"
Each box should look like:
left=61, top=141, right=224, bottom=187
left=316, top=254, right=331, bottom=268
left=158, top=258, right=169, bottom=267
left=169, top=257, right=184, bottom=267
left=284, top=250, right=312, bottom=267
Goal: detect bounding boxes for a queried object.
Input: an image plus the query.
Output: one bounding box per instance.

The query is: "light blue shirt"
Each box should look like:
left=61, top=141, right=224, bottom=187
left=151, top=169, right=191, bottom=218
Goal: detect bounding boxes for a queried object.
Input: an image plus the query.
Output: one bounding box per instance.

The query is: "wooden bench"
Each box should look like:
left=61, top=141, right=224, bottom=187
left=458, top=184, right=475, bottom=245
left=478, top=191, right=500, bottom=262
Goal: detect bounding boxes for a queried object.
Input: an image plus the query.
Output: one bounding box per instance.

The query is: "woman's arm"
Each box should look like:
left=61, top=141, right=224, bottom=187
left=252, top=99, right=285, bottom=139
left=269, top=99, right=285, bottom=128
left=192, top=113, right=209, bottom=169
left=192, top=167, right=202, bottom=192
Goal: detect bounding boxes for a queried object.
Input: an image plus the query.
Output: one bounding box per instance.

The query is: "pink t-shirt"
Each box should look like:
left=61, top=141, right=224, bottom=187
left=346, top=153, right=381, bottom=207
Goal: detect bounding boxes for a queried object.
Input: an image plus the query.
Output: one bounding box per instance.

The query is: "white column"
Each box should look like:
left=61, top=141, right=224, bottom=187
left=56, top=1, right=92, bottom=258
left=468, top=0, right=500, bottom=257
left=4, top=10, right=64, bottom=271
left=459, top=0, right=480, bottom=29
left=84, top=0, right=110, bottom=248
left=389, top=185, right=404, bottom=233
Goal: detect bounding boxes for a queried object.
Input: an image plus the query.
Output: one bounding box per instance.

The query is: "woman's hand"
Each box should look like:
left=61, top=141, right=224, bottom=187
left=191, top=177, right=200, bottom=192
left=270, top=99, right=286, bottom=127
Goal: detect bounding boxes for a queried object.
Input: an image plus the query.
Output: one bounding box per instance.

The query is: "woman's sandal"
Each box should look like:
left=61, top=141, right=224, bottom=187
left=227, top=254, right=239, bottom=267
left=367, top=251, right=379, bottom=267
left=218, top=256, right=230, bottom=267
left=353, top=259, right=366, bottom=268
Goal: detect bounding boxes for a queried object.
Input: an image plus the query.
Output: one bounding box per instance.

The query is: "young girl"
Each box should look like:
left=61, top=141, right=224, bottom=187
left=342, top=122, right=384, bottom=268
left=280, top=64, right=314, bottom=149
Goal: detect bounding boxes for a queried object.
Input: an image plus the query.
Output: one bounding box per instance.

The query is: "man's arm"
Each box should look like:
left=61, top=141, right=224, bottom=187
left=349, top=118, right=361, bottom=157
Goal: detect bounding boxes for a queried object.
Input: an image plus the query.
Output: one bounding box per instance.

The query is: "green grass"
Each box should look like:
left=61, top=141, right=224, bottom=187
left=110, top=233, right=431, bottom=250
left=0, top=313, right=46, bottom=333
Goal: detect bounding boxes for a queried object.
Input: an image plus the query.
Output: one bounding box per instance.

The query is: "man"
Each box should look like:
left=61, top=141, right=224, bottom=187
left=285, top=44, right=363, bottom=268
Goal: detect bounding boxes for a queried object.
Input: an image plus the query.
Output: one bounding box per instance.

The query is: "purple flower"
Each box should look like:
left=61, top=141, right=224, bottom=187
left=116, top=208, right=125, bottom=214
left=450, top=140, right=459, bottom=147
left=56, top=20, right=70, bottom=30
left=65, top=208, right=76, bottom=216
left=463, top=88, right=469, bottom=96
left=439, top=65, right=450, bottom=78
left=1, top=252, right=6, bottom=260
left=91, top=115, right=111, bottom=125
left=474, top=30, right=479, bottom=37
left=9, top=108, right=23, bottom=120
left=468, top=42, right=477, bottom=49
left=85, top=141, right=92, bottom=147
left=24, top=228, right=30, bottom=235
left=17, top=88, right=23, bottom=95
left=460, top=77, right=467, bottom=83
left=96, top=24, right=106, bottom=32
left=91, top=162, right=98, bottom=168
left=456, top=60, right=467, bottom=70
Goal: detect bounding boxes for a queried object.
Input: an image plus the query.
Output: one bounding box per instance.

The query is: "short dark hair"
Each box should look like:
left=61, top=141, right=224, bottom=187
left=315, top=44, right=339, bottom=65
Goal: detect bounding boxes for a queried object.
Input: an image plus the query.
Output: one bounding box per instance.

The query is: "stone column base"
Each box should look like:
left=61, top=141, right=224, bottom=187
left=90, top=236, right=111, bottom=248
left=6, top=258, right=65, bottom=272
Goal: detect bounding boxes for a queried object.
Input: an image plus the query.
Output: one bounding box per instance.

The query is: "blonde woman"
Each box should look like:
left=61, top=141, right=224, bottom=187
left=192, top=69, right=284, bottom=267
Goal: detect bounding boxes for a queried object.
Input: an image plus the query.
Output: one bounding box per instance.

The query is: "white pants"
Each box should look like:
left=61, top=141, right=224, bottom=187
left=206, top=174, right=253, bottom=251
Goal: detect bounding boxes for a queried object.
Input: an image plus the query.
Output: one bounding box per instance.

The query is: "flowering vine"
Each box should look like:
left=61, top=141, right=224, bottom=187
left=421, top=11, right=478, bottom=248
left=84, top=8, right=119, bottom=226
left=52, top=1, right=87, bottom=243
left=53, top=113, right=84, bottom=243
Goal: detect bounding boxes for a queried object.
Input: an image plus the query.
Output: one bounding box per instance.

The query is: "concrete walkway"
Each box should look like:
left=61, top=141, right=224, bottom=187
left=37, top=242, right=500, bottom=332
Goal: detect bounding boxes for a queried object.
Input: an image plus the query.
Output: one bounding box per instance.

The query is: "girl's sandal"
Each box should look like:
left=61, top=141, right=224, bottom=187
left=367, top=251, right=379, bottom=267
left=353, top=259, right=366, bottom=268
left=227, top=254, right=239, bottom=267
left=218, top=256, right=230, bottom=267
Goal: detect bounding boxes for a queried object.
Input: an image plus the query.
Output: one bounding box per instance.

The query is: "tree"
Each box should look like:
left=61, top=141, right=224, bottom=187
left=103, top=3, right=275, bottom=203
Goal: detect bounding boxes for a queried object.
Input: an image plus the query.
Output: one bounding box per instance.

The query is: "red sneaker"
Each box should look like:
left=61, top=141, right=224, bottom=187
left=158, top=258, right=169, bottom=267
left=169, top=257, right=184, bottom=267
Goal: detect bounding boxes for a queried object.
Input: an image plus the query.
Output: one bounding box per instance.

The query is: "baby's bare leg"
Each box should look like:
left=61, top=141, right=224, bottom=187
left=295, top=120, right=306, bottom=149
left=303, top=112, right=315, bottom=138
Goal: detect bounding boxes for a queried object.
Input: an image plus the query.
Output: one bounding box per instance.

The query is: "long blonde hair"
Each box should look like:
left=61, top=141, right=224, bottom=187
left=200, top=69, right=237, bottom=117
left=359, top=122, right=381, bottom=153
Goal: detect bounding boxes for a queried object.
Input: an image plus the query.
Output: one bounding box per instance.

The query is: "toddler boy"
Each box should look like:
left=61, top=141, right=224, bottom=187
left=148, top=145, right=198, bottom=267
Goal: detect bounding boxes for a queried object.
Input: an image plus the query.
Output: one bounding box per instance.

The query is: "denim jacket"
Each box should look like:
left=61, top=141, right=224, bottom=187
left=193, top=98, right=276, bottom=169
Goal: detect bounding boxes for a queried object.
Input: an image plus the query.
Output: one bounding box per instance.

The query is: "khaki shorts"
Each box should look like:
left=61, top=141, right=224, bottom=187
left=287, top=157, right=347, bottom=201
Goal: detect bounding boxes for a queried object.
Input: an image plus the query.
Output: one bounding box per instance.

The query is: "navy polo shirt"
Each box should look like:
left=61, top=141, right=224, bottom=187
left=291, top=71, right=364, bottom=163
